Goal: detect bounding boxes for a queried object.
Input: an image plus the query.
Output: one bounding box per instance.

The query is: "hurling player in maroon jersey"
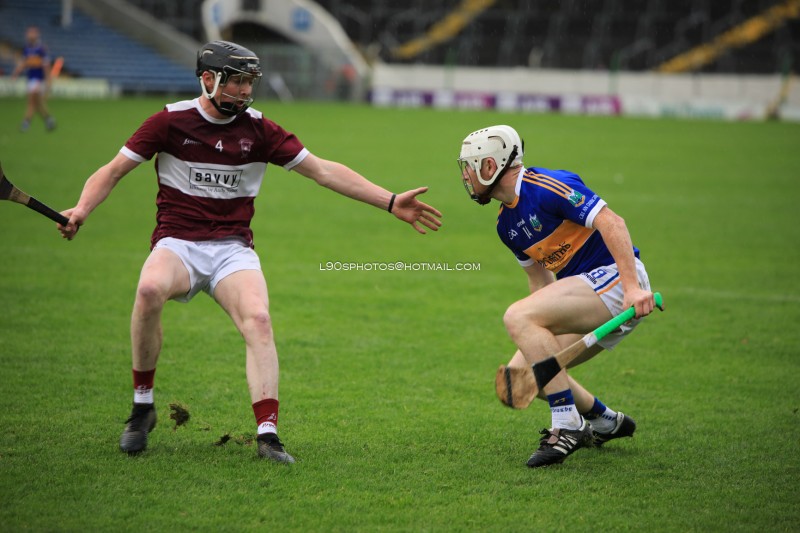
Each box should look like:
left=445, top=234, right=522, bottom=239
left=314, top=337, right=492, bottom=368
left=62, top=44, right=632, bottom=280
left=58, top=41, right=442, bottom=462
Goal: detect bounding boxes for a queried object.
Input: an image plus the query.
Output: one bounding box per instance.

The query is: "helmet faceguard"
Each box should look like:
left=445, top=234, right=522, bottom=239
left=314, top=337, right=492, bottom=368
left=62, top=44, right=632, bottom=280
left=457, top=125, right=524, bottom=204
left=196, top=41, right=263, bottom=117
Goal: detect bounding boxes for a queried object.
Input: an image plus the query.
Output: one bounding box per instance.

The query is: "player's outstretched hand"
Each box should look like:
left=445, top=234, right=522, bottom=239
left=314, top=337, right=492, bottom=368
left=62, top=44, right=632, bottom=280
left=391, top=187, right=443, bottom=234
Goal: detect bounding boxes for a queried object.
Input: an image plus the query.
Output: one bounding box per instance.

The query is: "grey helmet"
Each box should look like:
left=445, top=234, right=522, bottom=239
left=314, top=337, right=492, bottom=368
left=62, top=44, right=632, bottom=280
left=196, top=40, right=262, bottom=117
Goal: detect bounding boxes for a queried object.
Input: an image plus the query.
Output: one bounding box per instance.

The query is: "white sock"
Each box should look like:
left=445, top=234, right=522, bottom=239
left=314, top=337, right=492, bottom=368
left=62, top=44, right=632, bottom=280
left=551, top=404, right=583, bottom=430
left=588, top=407, right=619, bottom=433
left=257, top=421, right=277, bottom=435
left=134, top=388, right=154, bottom=404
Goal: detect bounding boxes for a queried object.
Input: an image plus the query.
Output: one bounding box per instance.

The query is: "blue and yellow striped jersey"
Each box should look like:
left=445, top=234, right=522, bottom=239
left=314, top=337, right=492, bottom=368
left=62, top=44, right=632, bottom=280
left=22, top=44, right=49, bottom=81
left=497, top=167, right=639, bottom=278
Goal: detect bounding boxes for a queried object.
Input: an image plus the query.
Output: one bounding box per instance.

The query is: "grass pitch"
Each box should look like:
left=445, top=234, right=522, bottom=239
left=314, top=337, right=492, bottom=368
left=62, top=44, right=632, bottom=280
left=1, top=96, right=799, bottom=531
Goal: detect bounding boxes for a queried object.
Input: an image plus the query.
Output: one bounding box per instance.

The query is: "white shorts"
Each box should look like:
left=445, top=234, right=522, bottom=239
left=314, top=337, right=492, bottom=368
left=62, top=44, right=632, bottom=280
left=577, top=257, right=651, bottom=350
left=27, top=79, right=44, bottom=94
left=153, top=237, right=262, bottom=303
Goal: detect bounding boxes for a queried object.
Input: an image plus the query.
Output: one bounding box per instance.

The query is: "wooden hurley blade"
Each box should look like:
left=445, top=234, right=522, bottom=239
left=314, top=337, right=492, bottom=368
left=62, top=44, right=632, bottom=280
left=0, top=163, right=14, bottom=200
left=0, top=165, right=31, bottom=204
left=495, top=364, right=538, bottom=409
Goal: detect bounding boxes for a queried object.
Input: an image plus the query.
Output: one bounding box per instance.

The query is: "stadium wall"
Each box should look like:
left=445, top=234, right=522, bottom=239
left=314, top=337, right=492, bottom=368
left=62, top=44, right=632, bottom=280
left=370, top=64, right=800, bottom=121
left=0, top=78, right=117, bottom=99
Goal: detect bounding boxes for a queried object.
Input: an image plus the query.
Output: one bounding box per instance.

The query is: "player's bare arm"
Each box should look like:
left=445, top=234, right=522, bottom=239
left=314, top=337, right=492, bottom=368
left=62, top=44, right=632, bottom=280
left=59, top=153, right=140, bottom=240
left=292, top=153, right=442, bottom=234
left=523, top=262, right=555, bottom=294
left=592, top=206, right=655, bottom=317
left=10, top=59, right=23, bottom=79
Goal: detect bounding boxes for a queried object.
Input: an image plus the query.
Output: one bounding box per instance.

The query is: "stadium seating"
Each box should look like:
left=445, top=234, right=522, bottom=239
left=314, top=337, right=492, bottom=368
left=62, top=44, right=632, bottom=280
left=308, top=0, right=798, bottom=74
left=0, top=0, right=197, bottom=93
left=14, top=0, right=792, bottom=87
left=122, top=0, right=800, bottom=75
left=119, top=0, right=206, bottom=42
left=0, top=44, right=16, bottom=76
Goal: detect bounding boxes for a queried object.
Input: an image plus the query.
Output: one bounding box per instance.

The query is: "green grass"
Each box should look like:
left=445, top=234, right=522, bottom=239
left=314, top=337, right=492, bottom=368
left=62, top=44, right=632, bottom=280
left=1, top=96, right=799, bottom=531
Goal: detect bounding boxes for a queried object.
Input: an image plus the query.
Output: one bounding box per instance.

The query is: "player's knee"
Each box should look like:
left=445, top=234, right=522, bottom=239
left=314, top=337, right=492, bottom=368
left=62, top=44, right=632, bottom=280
left=134, top=281, right=169, bottom=311
left=503, top=302, right=524, bottom=335
left=242, top=310, right=273, bottom=340
left=503, top=301, right=539, bottom=337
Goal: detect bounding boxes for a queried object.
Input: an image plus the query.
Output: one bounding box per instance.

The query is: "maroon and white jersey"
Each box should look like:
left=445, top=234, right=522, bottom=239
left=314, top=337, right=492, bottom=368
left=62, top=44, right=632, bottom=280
left=120, top=98, right=308, bottom=248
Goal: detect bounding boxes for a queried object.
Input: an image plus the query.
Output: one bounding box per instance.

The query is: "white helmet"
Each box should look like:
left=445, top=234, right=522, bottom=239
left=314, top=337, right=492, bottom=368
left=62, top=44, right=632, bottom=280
left=458, top=125, right=524, bottom=187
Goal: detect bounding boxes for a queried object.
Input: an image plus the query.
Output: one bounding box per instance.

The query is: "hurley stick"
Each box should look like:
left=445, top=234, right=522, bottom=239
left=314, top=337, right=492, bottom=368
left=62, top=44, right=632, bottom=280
left=495, top=292, right=663, bottom=409
left=0, top=162, right=70, bottom=226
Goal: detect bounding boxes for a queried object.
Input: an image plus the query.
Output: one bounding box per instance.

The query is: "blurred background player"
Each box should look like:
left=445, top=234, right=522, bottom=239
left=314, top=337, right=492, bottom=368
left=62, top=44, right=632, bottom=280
left=457, top=125, right=657, bottom=468
left=57, top=40, right=442, bottom=463
left=11, top=26, right=56, bottom=132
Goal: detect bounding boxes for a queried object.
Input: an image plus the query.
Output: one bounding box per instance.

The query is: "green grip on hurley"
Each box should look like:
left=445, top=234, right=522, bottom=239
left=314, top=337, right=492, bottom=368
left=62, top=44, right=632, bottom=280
left=593, top=292, right=663, bottom=341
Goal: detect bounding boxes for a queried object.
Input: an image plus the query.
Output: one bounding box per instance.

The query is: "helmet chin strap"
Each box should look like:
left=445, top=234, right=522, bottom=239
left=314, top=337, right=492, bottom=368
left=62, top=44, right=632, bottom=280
left=199, top=72, right=249, bottom=118
left=200, top=72, right=222, bottom=100
left=210, top=98, right=241, bottom=117
left=471, top=178, right=499, bottom=205
left=469, top=145, right=519, bottom=206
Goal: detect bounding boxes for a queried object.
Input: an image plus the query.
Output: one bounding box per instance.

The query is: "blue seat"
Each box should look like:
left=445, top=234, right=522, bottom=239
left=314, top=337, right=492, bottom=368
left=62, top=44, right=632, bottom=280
left=0, top=0, right=197, bottom=93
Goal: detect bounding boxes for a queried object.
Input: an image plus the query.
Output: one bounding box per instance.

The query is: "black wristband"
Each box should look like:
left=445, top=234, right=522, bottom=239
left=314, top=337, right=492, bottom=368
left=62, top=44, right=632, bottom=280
left=387, top=193, right=396, bottom=213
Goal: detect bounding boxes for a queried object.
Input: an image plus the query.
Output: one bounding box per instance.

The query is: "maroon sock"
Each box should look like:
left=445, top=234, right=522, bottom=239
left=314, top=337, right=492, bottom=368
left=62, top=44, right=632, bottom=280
left=253, top=398, right=279, bottom=435
left=132, top=368, right=156, bottom=404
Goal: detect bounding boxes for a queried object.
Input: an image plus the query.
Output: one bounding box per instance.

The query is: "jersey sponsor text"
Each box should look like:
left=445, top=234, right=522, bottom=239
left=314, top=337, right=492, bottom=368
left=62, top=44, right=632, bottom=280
left=190, top=167, right=242, bottom=193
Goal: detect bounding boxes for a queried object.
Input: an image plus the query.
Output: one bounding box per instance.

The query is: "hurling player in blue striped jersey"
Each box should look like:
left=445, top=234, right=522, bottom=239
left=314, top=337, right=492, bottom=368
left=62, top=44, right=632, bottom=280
left=11, top=26, right=56, bottom=132
left=457, top=125, right=658, bottom=468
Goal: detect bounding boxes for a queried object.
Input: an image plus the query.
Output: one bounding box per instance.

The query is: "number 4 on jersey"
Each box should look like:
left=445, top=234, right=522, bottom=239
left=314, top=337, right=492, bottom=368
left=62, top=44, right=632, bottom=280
left=215, top=140, right=223, bottom=152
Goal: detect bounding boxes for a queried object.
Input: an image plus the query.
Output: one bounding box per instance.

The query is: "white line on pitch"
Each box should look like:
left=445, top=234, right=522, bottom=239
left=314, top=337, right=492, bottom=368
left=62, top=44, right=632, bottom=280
left=668, top=287, right=800, bottom=304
